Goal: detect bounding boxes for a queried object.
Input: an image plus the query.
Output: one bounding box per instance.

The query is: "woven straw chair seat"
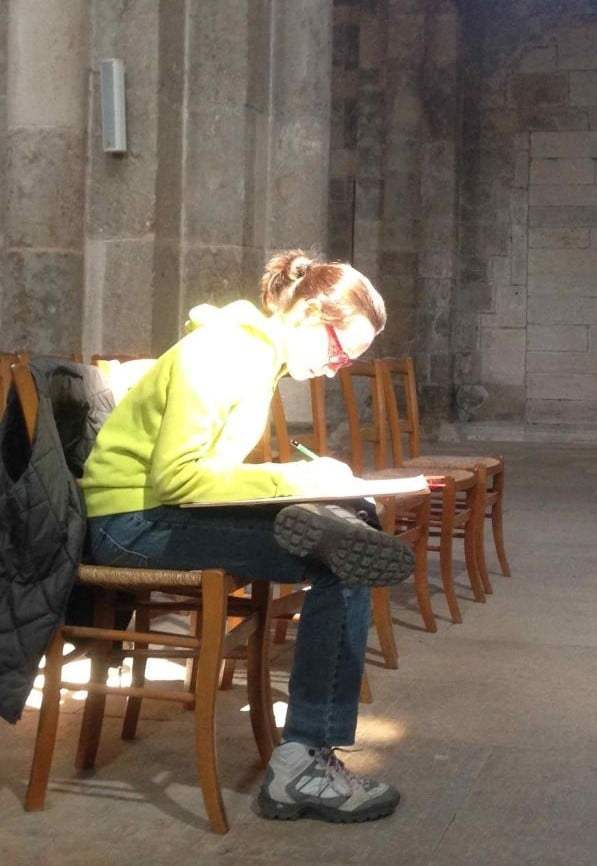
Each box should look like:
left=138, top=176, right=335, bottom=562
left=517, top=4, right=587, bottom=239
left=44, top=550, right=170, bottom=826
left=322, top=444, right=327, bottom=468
left=363, top=466, right=473, bottom=484
left=78, top=563, right=204, bottom=588
left=405, top=455, right=500, bottom=472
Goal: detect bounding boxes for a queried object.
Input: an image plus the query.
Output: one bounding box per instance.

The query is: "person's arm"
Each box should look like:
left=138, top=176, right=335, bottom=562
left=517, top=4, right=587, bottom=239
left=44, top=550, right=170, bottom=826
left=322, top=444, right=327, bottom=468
left=149, top=331, right=304, bottom=503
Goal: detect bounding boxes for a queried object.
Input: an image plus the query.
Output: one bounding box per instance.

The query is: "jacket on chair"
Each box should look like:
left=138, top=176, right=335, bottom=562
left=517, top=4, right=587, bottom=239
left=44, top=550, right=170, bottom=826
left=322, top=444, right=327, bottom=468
left=0, top=358, right=114, bottom=723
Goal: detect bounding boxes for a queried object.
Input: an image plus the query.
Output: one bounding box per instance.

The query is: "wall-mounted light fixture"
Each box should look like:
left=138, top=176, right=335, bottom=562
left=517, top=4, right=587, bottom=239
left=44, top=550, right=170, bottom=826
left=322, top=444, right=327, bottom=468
left=100, top=59, right=127, bottom=153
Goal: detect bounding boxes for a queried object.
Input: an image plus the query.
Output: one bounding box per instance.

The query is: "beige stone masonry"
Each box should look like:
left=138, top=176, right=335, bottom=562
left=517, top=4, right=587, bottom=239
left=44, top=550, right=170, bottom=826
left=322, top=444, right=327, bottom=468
left=527, top=324, right=589, bottom=352
left=530, top=159, right=595, bottom=186
left=529, top=227, right=590, bottom=249
left=527, top=372, right=597, bottom=401
left=530, top=184, right=597, bottom=207
left=527, top=351, right=597, bottom=373
left=529, top=247, right=597, bottom=276
left=531, top=131, right=597, bottom=158
left=528, top=295, right=597, bottom=325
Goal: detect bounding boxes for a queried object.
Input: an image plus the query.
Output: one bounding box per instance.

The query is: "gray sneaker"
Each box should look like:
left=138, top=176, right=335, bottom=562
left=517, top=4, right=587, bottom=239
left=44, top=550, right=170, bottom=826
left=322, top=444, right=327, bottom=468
left=257, top=741, right=400, bottom=823
left=274, top=503, right=415, bottom=587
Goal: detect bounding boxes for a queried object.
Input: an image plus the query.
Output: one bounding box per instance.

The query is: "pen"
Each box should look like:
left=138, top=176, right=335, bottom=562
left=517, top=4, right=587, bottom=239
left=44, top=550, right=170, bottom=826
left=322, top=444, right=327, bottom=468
left=291, top=439, right=318, bottom=461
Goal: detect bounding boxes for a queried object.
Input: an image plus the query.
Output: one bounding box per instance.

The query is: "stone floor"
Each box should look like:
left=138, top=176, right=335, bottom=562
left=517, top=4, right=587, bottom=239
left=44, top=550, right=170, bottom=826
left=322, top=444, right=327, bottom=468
left=2, top=442, right=596, bottom=866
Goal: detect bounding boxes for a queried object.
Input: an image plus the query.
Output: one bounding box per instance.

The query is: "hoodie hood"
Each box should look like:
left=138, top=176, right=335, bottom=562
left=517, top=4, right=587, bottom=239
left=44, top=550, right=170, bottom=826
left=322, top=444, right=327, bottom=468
left=184, top=299, right=286, bottom=369
left=185, top=299, right=268, bottom=336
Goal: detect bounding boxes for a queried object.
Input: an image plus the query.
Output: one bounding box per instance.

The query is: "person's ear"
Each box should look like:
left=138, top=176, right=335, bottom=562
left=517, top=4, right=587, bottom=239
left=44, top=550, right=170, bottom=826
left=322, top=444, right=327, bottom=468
left=304, top=297, right=324, bottom=320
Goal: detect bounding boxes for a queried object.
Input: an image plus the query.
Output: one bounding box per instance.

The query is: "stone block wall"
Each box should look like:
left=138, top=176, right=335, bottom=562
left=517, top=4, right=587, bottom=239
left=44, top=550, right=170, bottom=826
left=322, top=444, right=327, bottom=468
left=3, top=0, right=88, bottom=355
left=1, top=0, right=595, bottom=439
left=0, top=4, right=6, bottom=311
left=456, top=0, right=597, bottom=438
left=83, top=0, right=160, bottom=356
left=1, top=0, right=333, bottom=360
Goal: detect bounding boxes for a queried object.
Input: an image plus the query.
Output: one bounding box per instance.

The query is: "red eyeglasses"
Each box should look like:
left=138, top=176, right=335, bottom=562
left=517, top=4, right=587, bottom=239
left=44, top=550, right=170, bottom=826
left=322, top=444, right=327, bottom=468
left=325, top=325, right=352, bottom=372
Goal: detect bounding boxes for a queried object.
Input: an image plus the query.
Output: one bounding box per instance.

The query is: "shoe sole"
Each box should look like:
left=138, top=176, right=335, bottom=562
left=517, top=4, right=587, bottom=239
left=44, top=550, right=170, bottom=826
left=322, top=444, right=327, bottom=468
left=257, top=789, right=400, bottom=823
left=274, top=503, right=414, bottom=587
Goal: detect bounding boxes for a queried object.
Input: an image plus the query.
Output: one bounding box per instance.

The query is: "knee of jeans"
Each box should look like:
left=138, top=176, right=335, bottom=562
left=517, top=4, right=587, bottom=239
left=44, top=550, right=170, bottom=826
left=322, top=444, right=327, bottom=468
left=341, top=584, right=370, bottom=605
left=303, top=561, right=342, bottom=591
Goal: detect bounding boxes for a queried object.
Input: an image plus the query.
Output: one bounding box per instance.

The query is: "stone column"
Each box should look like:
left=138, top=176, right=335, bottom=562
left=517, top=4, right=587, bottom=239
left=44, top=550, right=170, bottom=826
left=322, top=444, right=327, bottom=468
left=265, top=0, right=333, bottom=256
left=151, top=0, right=186, bottom=354
left=378, top=0, right=426, bottom=358
left=4, top=0, right=88, bottom=353
left=416, top=0, right=462, bottom=428
left=83, top=0, right=159, bottom=357
left=0, top=5, right=8, bottom=290
left=179, top=0, right=272, bottom=319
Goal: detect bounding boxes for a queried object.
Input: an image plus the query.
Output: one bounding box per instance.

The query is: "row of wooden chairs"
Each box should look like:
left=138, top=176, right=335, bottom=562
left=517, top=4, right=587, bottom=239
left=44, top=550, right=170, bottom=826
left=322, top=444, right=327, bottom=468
left=262, top=359, right=510, bottom=672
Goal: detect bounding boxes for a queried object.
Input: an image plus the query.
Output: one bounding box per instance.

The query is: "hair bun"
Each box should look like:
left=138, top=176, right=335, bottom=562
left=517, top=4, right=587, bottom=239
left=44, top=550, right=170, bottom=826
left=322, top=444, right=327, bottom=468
left=260, top=249, right=313, bottom=314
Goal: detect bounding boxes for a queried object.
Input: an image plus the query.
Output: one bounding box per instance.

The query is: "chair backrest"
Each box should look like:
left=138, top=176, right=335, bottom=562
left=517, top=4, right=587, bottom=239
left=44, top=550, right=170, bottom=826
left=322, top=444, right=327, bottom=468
left=275, top=376, right=328, bottom=460
left=0, top=354, right=21, bottom=417
left=10, top=363, right=38, bottom=446
left=92, top=356, right=157, bottom=404
left=247, top=377, right=327, bottom=465
left=378, top=357, right=422, bottom=461
left=90, top=353, right=143, bottom=363
left=338, top=360, right=388, bottom=475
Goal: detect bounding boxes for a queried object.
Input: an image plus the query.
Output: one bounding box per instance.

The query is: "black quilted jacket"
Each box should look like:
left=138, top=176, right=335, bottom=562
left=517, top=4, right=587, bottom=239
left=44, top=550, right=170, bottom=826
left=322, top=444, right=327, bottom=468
left=0, top=359, right=114, bottom=723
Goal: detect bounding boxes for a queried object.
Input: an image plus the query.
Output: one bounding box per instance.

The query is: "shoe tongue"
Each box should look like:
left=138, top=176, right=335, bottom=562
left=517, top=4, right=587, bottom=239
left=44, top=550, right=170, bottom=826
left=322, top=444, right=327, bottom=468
left=316, top=748, right=354, bottom=796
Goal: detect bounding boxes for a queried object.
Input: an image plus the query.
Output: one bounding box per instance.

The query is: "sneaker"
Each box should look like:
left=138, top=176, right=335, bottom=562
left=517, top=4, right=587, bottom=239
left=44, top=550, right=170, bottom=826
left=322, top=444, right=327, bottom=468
left=274, top=503, right=415, bottom=587
left=257, top=741, right=400, bottom=823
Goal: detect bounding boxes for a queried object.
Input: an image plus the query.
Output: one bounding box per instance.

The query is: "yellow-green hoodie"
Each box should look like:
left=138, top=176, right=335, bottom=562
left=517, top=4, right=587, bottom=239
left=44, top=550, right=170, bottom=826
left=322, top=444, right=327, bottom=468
left=81, top=301, right=306, bottom=517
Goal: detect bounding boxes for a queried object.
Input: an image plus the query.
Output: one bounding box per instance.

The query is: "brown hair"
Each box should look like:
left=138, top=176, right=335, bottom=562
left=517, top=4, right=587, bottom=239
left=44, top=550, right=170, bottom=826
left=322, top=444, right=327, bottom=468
left=260, top=249, right=386, bottom=334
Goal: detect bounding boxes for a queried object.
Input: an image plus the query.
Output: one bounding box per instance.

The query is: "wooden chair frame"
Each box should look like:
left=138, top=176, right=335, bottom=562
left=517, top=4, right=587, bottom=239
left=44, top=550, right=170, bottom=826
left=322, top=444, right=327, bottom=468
left=379, top=357, right=510, bottom=583
left=339, top=361, right=486, bottom=630
left=12, top=362, right=277, bottom=834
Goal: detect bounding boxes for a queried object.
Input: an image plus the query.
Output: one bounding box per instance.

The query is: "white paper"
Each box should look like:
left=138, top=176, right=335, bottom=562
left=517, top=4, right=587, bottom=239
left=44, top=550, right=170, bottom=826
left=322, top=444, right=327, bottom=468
left=181, top=474, right=428, bottom=508
left=347, top=474, right=428, bottom=495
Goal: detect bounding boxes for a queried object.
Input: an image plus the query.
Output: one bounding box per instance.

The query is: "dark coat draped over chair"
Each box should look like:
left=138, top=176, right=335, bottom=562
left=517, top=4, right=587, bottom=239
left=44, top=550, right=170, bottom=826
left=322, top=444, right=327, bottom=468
left=0, top=358, right=113, bottom=723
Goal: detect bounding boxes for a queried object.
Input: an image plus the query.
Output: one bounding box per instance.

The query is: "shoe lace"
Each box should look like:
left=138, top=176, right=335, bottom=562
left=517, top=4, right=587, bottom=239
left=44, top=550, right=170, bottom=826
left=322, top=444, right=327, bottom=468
left=319, top=747, right=367, bottom=792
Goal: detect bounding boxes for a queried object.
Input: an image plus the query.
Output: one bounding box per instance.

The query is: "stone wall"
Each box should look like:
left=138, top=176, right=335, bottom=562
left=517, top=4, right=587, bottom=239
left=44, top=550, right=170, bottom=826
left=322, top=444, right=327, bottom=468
left=1, top=0, right=333, bottom=359
left=455, top=0, right=597, bottom=440
left=83, top=0, right=160, bottom=356
left=1, top=0, right=596, bottom=439
left=0, top=4, right=7, bottom=313
left=3, top=0, right=88, bottom=355
left=329, top=0, right=463, bottom=432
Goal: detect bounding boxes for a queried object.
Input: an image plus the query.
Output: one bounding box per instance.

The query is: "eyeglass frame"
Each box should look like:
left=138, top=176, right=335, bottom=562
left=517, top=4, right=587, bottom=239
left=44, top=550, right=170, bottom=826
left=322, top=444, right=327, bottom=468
left=324, top=324, right=352, bottom=372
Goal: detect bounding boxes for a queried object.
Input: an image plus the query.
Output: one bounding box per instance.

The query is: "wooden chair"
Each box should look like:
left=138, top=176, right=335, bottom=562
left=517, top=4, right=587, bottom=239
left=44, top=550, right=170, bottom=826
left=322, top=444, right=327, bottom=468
left=339, top=361, right=486, bottom=629
left=0, top=352, right=22, bottom=415
left=12, top=362, right=277, bottom=834
left=271, top=374, right=430, bottom=671
left=379, top=357, right=510, bottom=585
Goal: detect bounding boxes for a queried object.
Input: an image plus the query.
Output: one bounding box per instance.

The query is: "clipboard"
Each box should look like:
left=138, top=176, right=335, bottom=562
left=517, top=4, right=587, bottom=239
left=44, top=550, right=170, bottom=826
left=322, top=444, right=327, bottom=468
left=181, top=475, right=429, bottom=508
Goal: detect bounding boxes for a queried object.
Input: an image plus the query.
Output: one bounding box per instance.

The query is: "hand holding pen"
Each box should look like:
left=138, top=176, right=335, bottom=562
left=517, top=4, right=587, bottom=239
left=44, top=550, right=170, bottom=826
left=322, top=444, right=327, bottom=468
left=290, top=439, right=354, bottom=491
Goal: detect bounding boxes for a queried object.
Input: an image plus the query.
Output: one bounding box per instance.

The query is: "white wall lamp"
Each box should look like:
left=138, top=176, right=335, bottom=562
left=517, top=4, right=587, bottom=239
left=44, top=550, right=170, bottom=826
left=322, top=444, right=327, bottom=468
left=100, top=59, right=128, bottom=153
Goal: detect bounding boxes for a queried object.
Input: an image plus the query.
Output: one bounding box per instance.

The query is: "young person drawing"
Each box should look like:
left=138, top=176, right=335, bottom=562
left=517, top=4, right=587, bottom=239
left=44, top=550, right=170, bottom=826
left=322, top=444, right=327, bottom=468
left=82, top=250, right=414, bottom=823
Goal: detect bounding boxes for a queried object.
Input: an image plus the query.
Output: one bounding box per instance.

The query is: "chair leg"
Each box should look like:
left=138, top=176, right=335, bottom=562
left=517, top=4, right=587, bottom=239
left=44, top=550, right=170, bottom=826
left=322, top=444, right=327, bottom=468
left=273, top=585, right=294, bottom=643
left=371, top=587, right=399, bottom=668
left=359, top=671, right=373, bottom=704
left=219, top=587, right=247, bottom=691
left=75, top=591, right=116, bottom=771
left=473, top=467, right=493, bottom=595
left=463, top=488, right=486, bottom=604
left=25, top=629, right=65, bottom=811
left=246, top=580, right=278, bottom=765
left=438, top=480, right=464, bottom=623
left=194, top=571, right=230, bottom=834
left=184, top=610, right=201, bottom=709
left=219, top=658, right=237, bottom=690
left=491, top=463, right=512, bottom=577
left=121, top=602, right=150, bottom=740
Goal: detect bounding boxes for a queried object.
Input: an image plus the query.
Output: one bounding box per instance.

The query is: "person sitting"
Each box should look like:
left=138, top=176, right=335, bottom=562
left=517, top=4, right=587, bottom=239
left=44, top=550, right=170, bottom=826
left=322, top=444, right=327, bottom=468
left=82, top=250, right=413, bottom=823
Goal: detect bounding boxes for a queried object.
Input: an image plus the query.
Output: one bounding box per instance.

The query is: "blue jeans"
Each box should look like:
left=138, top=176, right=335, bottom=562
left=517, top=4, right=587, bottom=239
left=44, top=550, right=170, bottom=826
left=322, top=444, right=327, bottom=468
left=86, top=505, right=371, bottom=747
